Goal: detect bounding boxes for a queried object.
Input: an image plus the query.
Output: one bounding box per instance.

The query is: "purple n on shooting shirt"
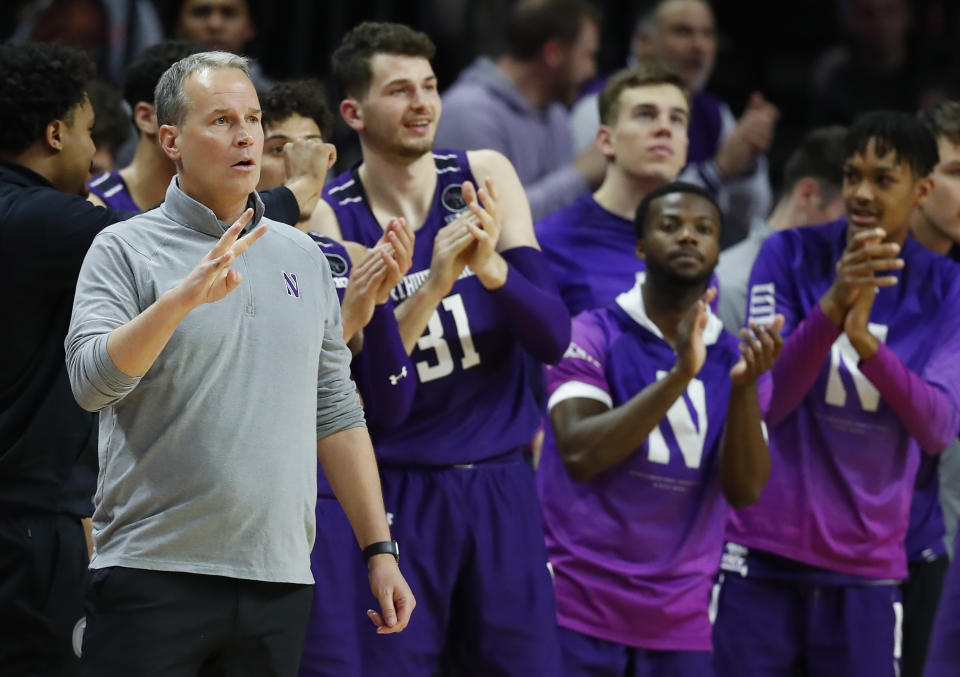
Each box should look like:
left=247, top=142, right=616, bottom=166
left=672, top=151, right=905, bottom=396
left=727, top=217, right=960, bottom=580
left=88, top=171, right=140, bottom=211
left=538, top=277, right=741, bottom=651
left=535, top=192, right=720, bottom=317
left=323, top=150, right=541, bottom=465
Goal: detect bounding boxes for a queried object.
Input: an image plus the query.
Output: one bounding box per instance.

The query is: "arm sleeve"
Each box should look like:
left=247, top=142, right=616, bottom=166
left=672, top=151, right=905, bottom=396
left=859, top=278, right=960, bottom=453
left=744, top=233, right=841, bottom=426
left=260, top=186, right=300, bottom=226
left=350, top=299, right=417, bottom=429
left=8, top=189, right=134, bottom=289
left=64, top=233, right=143, bottom=412
left=545, top=311, right=611, bottom=410
left=491, top=246, right=571, bottom=365
left=859, top=343, right=960, bottom=454
left=315, top=255, right=367, bottom=439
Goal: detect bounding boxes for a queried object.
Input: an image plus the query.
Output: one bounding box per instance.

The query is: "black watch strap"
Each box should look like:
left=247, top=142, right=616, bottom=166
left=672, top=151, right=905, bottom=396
left=362, top=540, right=400, bottom=564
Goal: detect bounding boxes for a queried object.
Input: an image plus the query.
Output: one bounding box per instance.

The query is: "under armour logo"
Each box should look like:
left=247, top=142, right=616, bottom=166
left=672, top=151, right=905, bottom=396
left=283, top=271, right=300, bottom=298
left=388, top=366, right=408, bottom=386
left=386, top=512, right=395, bottom=526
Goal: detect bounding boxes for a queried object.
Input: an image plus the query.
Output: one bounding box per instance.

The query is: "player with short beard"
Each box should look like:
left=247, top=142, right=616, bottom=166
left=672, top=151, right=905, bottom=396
left=539, top=182, right=780, bottom=675
left=311, top=21, right=571, bottom=677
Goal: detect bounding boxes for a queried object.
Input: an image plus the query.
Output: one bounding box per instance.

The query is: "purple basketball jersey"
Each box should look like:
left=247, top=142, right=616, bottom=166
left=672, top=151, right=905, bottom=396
left=535, top=192, right=720, bottom=316
left=88, top=171, right=140, bottom=211
left=308, top=232, right=351, bottom=304
left=906, top=454, right=946, bottom=563
left=323, top=150, right=541, bottom=466
left=538, top=278, right=741, bottom=651
left=727, top=218, right=960, bottom=580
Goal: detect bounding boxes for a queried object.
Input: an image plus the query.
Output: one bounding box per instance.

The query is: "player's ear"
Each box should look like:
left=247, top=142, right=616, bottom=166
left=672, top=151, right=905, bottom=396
left=45, top=118, right=65, bottom=153
left=913, top=175, right=934, bottom=207
left=542, top=39, right=564, bottom=69
left=635, top=238, right=646, bottom=262
left=134, top=102, right=159, bottom=136
left=340, top=98, right=363, bottom=132
left=596, top=125, right=615, bottom=161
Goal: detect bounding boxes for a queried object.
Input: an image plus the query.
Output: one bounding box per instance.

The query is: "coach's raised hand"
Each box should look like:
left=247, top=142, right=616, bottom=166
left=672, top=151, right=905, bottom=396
left=106, top=209, right=266, bottom=378
left=173, top=209, right=267, bottom=308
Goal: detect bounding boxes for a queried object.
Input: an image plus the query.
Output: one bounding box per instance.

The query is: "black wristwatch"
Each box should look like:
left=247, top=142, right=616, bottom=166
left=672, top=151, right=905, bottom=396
left=362, top=540, right=400, bottom=564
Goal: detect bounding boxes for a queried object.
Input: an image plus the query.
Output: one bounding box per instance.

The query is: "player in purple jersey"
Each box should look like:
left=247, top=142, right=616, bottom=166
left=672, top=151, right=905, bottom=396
left=537, top=64, right=690, bottom=315
left=310, top=21, right=571, bottom=676
left=907, top=101, right=960, bottom=677
left=537, top=63, right=724, bottom=317
left=259, top=79, right=336, bottom=231
left=539, top=181, right=782, bottom=676
left=254, top=81, right=419, bottom=677
left=714, top=112, right=960, bottom=677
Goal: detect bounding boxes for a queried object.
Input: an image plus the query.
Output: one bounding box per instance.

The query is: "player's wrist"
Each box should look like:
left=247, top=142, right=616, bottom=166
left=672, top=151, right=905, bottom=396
left=848, top=331, right=878, bottom=360
left=668, top=362, right=698, bottom=383
left=474, top=253, right=508, bottom=290
left=819, top=292, right=845, bottom=326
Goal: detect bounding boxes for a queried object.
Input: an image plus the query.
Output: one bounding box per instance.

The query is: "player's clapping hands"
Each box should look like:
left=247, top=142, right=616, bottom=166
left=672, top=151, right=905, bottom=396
left=843, top=283, right=880, bottom=359
left=674, top=287, right=718, bottom=380
left=341, top=218, right=414, bottom=340
left=424, top=213, right=477, bottom=297
left=730, top=315, right=785, bottom=387
left=461, top=177, right=511, bottom=289
left=820, top=227, right=902, bottom=325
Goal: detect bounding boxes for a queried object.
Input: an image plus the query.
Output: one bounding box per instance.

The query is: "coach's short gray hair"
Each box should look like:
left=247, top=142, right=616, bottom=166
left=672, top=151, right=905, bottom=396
left=154, top=51, right=251, bottom=127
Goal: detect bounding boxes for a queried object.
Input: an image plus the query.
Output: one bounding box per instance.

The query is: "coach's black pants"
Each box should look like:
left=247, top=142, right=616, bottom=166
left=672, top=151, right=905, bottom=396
left=79, top=567, right=313, bottom=677
left=0, top=514, right=89, bottom=676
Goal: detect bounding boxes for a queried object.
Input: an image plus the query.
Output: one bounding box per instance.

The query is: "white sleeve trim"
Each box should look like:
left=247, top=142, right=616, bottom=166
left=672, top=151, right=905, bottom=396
left=548, top=381, right=613, bottom=411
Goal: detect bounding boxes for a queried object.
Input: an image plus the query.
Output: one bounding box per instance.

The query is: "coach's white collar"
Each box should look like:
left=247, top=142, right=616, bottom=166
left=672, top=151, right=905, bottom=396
left=615, top=271, right=724, bottom=346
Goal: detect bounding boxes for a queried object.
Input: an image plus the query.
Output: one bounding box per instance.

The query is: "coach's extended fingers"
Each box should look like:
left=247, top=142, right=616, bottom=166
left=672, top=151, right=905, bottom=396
left=228, top=222, right=268, bottom=259
left=208, top=208, right=254, bottom=260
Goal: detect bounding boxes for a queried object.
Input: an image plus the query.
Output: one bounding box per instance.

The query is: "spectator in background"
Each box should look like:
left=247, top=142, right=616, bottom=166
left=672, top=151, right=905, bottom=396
left=258, top=78, right=334, bottom=227
left=435, top=0, right=604, bottom=221
left=810, top=0, right=919, bottom=126
left=715, top=126, right=847, bottom=333
left=162, top=0, right=272, bottom=90
left=12, top=0, right=163, bottom=85
left=570, top=0, right=778, bottom=248
left=86, top=79, right=131, bottom=175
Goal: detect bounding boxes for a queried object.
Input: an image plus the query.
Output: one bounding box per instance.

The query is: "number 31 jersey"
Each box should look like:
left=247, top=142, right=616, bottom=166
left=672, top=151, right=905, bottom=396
left=323, top=150, right=541, bottom=466
left=537, top=275, right=741, bottom=651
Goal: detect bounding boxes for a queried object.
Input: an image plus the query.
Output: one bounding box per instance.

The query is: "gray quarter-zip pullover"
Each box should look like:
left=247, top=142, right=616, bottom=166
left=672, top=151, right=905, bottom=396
left=65, top=178, right=364, bottom=584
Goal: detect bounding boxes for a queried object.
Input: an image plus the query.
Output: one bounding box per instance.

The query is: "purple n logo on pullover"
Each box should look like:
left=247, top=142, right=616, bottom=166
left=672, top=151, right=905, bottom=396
left=283, top=272, right=300, bottom=298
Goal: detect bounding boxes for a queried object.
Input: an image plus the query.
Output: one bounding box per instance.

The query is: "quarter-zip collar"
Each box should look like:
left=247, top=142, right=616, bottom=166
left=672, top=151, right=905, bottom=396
left=159, top=176, right=265, bottom=238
